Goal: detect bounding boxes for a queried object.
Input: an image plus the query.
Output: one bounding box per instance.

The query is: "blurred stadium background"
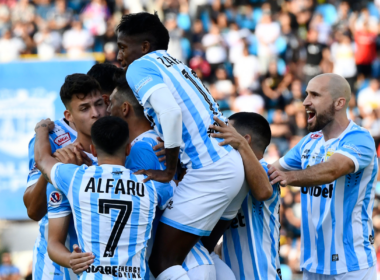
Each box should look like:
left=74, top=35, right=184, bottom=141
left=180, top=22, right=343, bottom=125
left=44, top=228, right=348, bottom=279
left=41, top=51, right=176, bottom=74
left=0, top=0, right=380, bottom=279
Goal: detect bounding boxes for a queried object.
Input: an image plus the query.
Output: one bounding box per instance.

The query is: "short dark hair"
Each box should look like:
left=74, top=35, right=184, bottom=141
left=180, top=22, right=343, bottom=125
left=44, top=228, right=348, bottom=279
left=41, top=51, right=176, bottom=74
left=114, top=81, right=145, bottom=118
left=116, top=12, right=169, bottom=50
left=87, top=63, right=125, bottom=95
left=229, top=112, right=271, bottom=153
left=60, top=74, right=101, bottom=108
left=91, top=116, right=129, bottom=155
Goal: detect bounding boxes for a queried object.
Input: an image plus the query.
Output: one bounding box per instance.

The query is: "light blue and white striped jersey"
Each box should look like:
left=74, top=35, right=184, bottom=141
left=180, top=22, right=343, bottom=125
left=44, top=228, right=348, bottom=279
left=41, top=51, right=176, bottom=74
left=27, top=118, right=78, bottom=280
left=279, top=121, right=378, bottom=275
left=222, top=159, right=282, bottom=280
left=126, top=50, right=232, bottom=169
left=125, top=130, right=213, bottom=279
left=51, top=163, right=173, bottom=280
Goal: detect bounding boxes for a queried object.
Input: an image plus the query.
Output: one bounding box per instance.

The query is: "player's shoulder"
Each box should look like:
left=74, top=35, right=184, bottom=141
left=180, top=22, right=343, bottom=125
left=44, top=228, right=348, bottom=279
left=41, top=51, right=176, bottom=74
left=132, top=130, right=159, bottom=148
left=259, top=158, right=269, bottom=173
left=127, top=52, right=160, bottom=73
left=342, top=122, right=373, bottom=139
left=340, top=122, right=376, bottom=150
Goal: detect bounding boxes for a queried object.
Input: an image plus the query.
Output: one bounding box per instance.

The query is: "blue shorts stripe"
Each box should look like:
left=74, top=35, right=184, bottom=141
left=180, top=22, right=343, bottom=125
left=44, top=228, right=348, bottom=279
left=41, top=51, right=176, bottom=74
left=160, top=216, right=211, bottom=236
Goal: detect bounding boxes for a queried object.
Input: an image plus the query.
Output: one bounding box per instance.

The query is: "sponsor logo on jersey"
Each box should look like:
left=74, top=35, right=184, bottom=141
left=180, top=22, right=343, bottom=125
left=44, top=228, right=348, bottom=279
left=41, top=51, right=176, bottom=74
left=310, top=132, right=322, bottom=139
left=54, top=133, right=71, bottom=146
left=332, top=254, right=339, bottom=262
left=49, top=191, right=62, bottom=206
left=86, top=265, right=141, bottom=278
left=301, top=184, right=334, bottom=198
left=343, top=144, right=361, bottom=157
left=135, top=76, right=152, bottom=93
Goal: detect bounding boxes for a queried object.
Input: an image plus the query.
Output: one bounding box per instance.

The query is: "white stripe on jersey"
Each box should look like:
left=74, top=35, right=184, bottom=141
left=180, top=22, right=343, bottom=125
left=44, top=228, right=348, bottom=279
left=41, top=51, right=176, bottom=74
left=280, top=121, right=378, bottom=275
left=222, top=159, right=281, bottom=280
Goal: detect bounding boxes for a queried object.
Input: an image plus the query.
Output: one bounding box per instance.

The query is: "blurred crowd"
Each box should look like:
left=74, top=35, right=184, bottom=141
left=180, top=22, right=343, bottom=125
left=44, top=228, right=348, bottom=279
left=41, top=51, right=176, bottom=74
left=1, top=0, right=380, bottom=278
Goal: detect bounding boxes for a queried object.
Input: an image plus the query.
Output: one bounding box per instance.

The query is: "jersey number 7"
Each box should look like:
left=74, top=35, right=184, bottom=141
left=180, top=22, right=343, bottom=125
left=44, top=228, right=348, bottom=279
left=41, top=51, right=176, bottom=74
left=98, top=199, right=133, bottom=257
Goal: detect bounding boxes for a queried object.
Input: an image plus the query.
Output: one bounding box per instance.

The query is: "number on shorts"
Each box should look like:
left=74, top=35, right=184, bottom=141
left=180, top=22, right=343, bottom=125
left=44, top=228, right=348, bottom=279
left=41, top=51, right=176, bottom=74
left=98, top=199, right=133, bottom=257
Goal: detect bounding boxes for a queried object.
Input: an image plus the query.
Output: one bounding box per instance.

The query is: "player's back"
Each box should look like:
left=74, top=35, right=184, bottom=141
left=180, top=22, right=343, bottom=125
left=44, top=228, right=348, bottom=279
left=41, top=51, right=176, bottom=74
left=52, top=163, right=172, bottom=280
left=127, top=50, right=232, bottom=169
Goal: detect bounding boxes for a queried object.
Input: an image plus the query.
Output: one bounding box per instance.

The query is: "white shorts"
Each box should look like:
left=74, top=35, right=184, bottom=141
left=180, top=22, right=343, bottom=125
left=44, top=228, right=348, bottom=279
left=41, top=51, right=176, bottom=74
left=161, top=150, right=245, bottom=236
left=211, top=253, right=236, bottom=280
left=187, top=264, right=216, bottom=280
left=221, top=179, right=248, bottom=220
left=303, top=266, right=376, bottom=280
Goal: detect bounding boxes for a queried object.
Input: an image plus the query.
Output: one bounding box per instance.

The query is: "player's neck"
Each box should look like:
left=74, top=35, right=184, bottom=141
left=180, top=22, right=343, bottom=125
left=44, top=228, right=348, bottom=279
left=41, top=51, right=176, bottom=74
left=322, top=115, right=350, bottom=141
left=128, top=118, right=152, bottom=144
left=76, top=132, right=93, bottom=153
left=98, top=156, right=126, bottom=166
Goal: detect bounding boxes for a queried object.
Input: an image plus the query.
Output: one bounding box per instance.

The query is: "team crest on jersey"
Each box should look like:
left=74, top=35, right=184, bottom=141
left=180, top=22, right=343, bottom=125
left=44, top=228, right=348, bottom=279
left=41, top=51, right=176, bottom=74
left=54, top=133, right=71, bottom=146
left=310, top=132, right=322, bottom=139
left=49, top=191, right=62, bottom=206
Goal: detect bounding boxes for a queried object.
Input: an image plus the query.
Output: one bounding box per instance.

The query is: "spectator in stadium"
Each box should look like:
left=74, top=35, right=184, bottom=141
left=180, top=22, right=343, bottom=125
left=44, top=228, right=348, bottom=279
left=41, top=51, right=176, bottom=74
left=33, top=23, right=61, bottom=60
left=233, top=45, right=260, bottom=91
left=62, top=19, right=93, bottom=58
left=232, top=88, right=265, bottom=115
left=81, top=0, right=110, bottom=37
left=10, top=0, right=35, bottom=24
left=357, top=78, right=380, bottom=117
left=0, top=252, right=20, bottom=280
left=46, top=0, right=73, bottom=34
left=303, top=29, right=326, bottom=84
left=0, top=28, right=24, bottom=62
left=35, top=0, right=52, bottom=24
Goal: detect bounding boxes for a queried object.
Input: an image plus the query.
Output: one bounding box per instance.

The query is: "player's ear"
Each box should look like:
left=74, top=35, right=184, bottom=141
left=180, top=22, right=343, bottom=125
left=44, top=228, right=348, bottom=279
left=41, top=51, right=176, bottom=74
left=122, top=102, right=130, bottom=117
left=90, top=144, right=97, bottom=157
left=142, top=40, right=151, bottom=54
left=64, top=110, right=73, bottom=123
left=244, top=134, right=252, bottom=145
left=335, top=97, right=346, bottom=111
left=125, top=143, right=131, bottom=156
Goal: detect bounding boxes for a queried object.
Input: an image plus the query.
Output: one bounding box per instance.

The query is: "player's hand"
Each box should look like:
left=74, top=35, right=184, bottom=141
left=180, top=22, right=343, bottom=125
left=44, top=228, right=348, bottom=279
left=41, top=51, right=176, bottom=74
left=53, top=144, right=92, bottom=166
left=69, top=245, right=95, bottom=275
left=35, top=119, right=55, bottom=132
left=153, top=137, right=166, bottom=164
left=134, top=169, right=173, bottom=183
left=209, top=116, right=246, bottom=149
left=268, top=164, right=289, bottom=186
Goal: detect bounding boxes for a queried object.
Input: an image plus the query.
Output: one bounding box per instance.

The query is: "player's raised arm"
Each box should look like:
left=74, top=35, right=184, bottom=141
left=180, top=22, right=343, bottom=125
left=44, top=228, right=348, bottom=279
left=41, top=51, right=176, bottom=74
left=34, top=119, right=59, bottom=184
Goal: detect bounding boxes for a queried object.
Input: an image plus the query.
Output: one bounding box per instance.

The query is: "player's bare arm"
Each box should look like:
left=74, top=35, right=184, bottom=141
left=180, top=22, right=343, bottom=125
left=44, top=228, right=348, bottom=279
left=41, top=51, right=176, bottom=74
left=48, top=216, right=94, bottom=274
left=23, top=176, right=48, bottom=221
left=210, top=116, right=272, bottom=201
left=268, top=153, right=355, bottom=186
left=34, top=119, right=59, bottom=184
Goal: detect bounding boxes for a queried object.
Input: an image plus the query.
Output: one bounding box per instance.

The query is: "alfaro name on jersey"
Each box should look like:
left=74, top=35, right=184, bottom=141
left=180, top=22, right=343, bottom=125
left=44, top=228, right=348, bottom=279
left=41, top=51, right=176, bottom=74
left=126, top=50, right=232, bottom=169
left=51, top=163, right=173, bottom=280
left=279, top=121, right=378, bottom=275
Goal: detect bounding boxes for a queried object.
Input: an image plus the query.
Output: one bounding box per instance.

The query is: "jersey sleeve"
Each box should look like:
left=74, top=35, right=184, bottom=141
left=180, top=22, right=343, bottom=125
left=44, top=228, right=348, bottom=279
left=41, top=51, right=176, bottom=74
left=335, top=129, right=376, bottom=173
left=51, top=163, right=80, bottom=195
left=27, top=135, right=57, bottom=187
left=279, top=135, right=309, bottom=170
left=154, top=181, right=175, bottom=210
left=46, top=183, right=72, bottom=218
left=125, top=141, right=162, bottom=172
left=126, top=58, right=167, bottom=105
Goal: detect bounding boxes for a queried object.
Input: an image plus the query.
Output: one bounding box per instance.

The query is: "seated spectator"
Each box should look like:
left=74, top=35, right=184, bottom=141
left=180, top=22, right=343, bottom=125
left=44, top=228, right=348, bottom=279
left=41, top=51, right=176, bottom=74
left=233, top=45, right=260, bottom=91
left=0, top=29, right=25, bottom=62
left=47, top=0, right=73, bottom=34
left=357, top=78, right=380, bottom=116
left=35, top=0, right=52, bottom=24
left=201, top=22, right=227, bottom=77
left=11, top=0, right=35, bottom=24
left=34, top=23, right=61, bottom=60
left=232, top=88, right=265, bottom=114
left=260, top=60, right=291, bottom=110
left=81, top=0, right=110, bottom=37
left=0, top=4, right=10, bottom=36
left=189, top=51, right=211, bottom=81
left=255, top=8, right=281, bottom=73
left=62, top=19, right=93, bottom=59
left=331, top=31, right=356, bottom=89
left=212, top=66, right=235, bottom=98
left=0, top=252, right=19, bottom=280
left=303, top=28, right=326, bottom=83
left=190, top=19, right=205, bottom=48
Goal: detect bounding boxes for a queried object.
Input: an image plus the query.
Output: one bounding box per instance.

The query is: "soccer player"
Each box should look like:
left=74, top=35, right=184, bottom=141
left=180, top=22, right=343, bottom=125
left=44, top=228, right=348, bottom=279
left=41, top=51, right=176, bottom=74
left=116, top=12, right=251, bottom=280
left=209, top=113, right=282, bottom=280
left=34, top=116, right=173, bottom=280
left=108, top=81, right=215, bottom=279
left=87, top=63, right=125, bottom=106
left=269, top=73, right=378, bottom=280
left=24, top=74, right=107, bottom=280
